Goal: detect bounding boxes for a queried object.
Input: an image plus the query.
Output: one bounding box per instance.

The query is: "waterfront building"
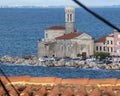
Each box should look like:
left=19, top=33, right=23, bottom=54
left=38, top=7, right=94, bottom=58
left=111, top=30, right=120, bottom=63
left=95, top=33, right=114, bottom=54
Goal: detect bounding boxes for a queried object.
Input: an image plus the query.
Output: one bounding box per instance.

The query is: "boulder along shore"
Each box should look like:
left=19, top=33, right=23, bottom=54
left=0, top=55, right=120, bottom=70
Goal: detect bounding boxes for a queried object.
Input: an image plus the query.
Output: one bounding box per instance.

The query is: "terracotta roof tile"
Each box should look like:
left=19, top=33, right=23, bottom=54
left=48, top=87, right=60, bottom=96
left=56, top=32, right=83, bottom=39
left=29, top=77, right=56, bottom=83
left=95, top=35, right=107, bottom=43
left=117, top=93, right=120, bottom=96
left=62, top=78, right=89, bottom=85
left=62, top=87, right=73, bottom=96
left=89, top=88, right=101, bottom=96
left=104, top=87, right=115, bottom=96
left=46, top=26, right=65, bottom=30
left=116, top=79, right=120, bottom=85
left=89, top=78, right=118, bottom=85
left=35, top=87, right=47, bottom=96
left=54, top=78, right=62, bottom=84
left=0, top=76, right=31, bottom=83
left=76, top=87, right=87, bottom=96
left=85, top=86, right=93, bottom=91
left=9, top=76, right=31, bottom=82
left=2, top=76, right=120, bottom=96
left=20, top=86, right=32, bottom=96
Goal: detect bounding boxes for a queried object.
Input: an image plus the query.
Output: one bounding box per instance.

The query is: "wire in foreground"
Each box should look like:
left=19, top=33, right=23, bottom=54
left=72, top=0, right=120, bottom=32
left=0, top=66, right=20, bottom=96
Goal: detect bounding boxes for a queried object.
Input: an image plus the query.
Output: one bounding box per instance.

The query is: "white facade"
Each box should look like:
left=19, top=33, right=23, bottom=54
left=45, top=29, right=65, bottom=40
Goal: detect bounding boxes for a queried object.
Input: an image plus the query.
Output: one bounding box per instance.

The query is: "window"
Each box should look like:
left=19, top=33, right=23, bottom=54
left=108, top=47, right=109, bottom=52
left=111, top=47, right=113, bottom=52
left=111, top=41, right=113, bottom=45
left=100, top=46, right=102, bottom=51
left=61, top=45, right=63, bottom=51
left=107, top=40, right=109, bottom=44
left=103, top=46, right=106, bottom=51
left=96, top=46, right=98, bottom=51
left=103, top=41, right=106, bottom=45
left=67, top=14, right=69, bottom=21
left=67, top=45, right=71, bottom=52
left=70, top=14, right=72, bottom=21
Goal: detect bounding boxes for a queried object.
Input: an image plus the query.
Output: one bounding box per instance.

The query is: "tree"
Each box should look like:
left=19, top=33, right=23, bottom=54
left=95, top=52, right=110, bottom=59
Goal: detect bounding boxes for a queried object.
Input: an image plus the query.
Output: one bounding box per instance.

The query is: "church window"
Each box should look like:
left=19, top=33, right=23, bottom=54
left=67, top=14, right=69, bottom=21
left=67, top=45, right=71, bottom=52
left=70, top=14, right=72, bottom=21
left=61, top=45, right=63, bottom=51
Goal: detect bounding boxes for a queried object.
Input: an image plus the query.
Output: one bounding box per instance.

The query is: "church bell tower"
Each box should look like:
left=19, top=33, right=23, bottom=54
left=65, top=7, right=75, bottom=34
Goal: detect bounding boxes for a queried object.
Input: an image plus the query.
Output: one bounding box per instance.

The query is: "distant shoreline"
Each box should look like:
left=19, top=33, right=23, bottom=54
left=0, top=55, right=120, bottom=70
left=0, top=6, right=120, bottom=9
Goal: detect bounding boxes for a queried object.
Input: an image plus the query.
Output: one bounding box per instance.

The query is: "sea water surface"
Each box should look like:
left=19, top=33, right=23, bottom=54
left=0, top=8, right=120, bottom=78
left=1, top=63, right=120, bottom=79
left=0, top=8, right=120, bottom=57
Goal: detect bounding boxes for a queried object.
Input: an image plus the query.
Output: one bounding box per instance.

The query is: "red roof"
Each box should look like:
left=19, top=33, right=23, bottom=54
left=46, top=26, right=65, bottom=30
left=95, top=36, right=106, bottom=43
left=56, top=32, right=83, bottom=39
left=95, top=34, right=114, bottom=43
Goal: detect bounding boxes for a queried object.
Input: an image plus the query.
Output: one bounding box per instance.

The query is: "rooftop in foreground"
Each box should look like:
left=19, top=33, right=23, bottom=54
left=1, top=76, right=120, bottom=96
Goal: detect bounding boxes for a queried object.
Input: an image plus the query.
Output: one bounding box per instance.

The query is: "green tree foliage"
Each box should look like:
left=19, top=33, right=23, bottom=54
left=95, top=52, right=110, bottom=59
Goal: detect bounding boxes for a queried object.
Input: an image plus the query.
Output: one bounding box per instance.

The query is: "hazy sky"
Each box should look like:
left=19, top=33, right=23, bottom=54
left=0, top=0, right=120, bottom=7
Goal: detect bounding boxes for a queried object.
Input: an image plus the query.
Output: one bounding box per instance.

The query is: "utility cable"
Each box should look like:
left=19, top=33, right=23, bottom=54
left=0, top=79, right=10, bottom=96
left=72, top=0, right=120, bottom=32
left=0, top=66, right=20, bottom=96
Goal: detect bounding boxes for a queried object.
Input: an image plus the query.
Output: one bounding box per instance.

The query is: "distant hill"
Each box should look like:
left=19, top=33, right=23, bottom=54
left=0, top=5, right=120, bottom=8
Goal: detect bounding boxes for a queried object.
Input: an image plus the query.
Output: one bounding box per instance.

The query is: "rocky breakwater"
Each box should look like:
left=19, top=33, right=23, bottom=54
left=1, top=55, right=120, bottom=70
left=0, top=55, right=41, bottom=65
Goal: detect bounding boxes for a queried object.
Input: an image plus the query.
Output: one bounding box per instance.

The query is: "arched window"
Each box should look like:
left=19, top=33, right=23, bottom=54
left=70, top=14, right=72, bottom=21
left=67, top=14, right=69, bottom=21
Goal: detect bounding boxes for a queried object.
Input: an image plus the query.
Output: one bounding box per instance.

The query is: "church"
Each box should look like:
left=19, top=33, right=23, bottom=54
left=38, top=7, right=94, bottom=59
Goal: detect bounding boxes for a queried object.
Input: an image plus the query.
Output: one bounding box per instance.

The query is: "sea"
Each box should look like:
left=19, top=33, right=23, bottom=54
left=0, top=7, right=120, bottom=78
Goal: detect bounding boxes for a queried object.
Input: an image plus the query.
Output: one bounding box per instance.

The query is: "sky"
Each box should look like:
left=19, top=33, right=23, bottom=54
left=0, top=0, right=120, bottom=7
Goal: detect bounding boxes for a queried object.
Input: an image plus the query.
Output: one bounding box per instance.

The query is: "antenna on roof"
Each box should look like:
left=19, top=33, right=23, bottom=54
left=72, top=0, right=120, bottom=32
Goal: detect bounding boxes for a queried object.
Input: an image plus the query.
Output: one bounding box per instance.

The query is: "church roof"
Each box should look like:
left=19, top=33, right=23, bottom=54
left=45, top=26, right=65, bottom=30
left=56, top=32, right=83, bottom=39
